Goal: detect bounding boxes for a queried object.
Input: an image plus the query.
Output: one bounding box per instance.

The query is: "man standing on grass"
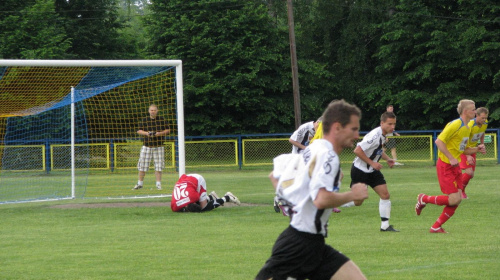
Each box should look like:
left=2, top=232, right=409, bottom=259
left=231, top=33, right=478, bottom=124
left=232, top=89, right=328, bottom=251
left=460, top=107, right=488, bottom=199
left=415, top=99, right=483, bottom=233
left=256, top=100, right=369, bottom=280
left=346, top=111, right=400, bottom=232
left=133, top=104, right=170, bottom=190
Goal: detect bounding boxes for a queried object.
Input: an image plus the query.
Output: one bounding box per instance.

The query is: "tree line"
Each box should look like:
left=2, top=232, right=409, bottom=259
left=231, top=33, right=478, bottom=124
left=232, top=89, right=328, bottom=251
left=1, top=0, right=498, bottom=135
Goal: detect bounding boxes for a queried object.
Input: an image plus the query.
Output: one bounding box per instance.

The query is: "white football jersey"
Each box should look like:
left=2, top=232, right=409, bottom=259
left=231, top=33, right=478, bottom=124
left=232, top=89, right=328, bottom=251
left=353, top=127, right=386, bottom=173
left=276, top=139, right=341, bottom=236
left=290, top=121, right=315, bottom=154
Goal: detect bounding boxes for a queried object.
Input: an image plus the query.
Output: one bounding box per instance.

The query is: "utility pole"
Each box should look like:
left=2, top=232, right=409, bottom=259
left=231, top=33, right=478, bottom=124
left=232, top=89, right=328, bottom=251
left=287, top=0, right=301, bottom=129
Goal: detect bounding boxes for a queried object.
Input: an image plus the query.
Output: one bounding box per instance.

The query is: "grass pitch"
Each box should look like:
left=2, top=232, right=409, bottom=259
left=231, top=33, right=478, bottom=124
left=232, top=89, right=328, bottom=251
left=0, top=164, right=498, bottom=279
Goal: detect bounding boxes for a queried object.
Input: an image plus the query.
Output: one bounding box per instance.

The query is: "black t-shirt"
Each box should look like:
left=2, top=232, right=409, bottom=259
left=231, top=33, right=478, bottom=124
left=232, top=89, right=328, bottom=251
left=139, top=116, right=169, bottom=147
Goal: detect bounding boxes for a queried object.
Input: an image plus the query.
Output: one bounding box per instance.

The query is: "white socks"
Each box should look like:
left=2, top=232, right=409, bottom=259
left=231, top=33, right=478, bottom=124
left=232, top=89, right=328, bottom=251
left=379, top=199, right=391, bottom=228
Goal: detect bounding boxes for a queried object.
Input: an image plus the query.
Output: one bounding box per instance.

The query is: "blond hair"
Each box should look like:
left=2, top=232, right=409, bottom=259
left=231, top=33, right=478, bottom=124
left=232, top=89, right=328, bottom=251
left=457, top=99, right=475, bottom=114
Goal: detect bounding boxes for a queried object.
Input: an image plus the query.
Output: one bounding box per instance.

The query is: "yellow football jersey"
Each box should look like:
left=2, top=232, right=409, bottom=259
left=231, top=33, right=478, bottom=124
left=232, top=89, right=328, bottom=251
left=467, top=119, right=488, bottom=148
left=437, top=118, right=470, bottom=164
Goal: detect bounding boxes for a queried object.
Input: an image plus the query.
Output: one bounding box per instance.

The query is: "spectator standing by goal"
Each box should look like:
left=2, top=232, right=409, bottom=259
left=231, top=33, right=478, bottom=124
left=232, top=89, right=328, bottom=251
left=133, top=104, right=170, bottom=190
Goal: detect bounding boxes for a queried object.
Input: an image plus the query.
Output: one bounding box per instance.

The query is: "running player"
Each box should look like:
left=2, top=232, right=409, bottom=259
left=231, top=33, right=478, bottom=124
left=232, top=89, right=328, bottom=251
left=415, top=99, right=482, bottom=233
left=460, top=107, right=488, bottom=198
left=256, top=100, right=369, bottom=280
left=348, top=111, right=399, bottom=232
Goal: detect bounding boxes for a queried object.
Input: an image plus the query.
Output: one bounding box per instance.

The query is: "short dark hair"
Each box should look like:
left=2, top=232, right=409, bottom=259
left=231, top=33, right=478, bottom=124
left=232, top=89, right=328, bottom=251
left=381, top=111, right=396, bottom=122
left=322, top=99, right=361, bottom=135
left=185, top=203, right=202, bottom=212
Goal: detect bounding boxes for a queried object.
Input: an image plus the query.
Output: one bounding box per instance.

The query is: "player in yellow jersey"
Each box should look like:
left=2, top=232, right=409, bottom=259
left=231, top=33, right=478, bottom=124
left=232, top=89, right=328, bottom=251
left=415, top=99, right=484, bottom=233
left=460, top=107, right=488, bottom=199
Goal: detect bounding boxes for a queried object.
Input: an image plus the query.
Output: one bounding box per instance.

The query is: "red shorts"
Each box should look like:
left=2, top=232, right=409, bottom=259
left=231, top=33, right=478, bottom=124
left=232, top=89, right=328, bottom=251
left=170, top=175, right=205, bottom=212
left=459, top=153, right=476, bottom=171
left=436, top=158, right=462, bottom=194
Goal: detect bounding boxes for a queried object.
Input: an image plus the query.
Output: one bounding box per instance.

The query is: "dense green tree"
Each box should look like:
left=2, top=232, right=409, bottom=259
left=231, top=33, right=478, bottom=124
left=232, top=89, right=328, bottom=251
left=363, top=0, right=500, bottom=129
left=145, top=0, right=293, bottom=135
left=54, top=0, right=129, bottom=59
left=0, top=0, right=71, bottom=59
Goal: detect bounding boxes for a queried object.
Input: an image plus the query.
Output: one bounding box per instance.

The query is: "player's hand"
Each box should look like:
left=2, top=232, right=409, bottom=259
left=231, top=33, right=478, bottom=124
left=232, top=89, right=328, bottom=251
left=371, top=162, right=383, bottom=170
left=477, top=144, right=486, bottom=154
left=387, top=159, right=395, bottom=168
left=466, top=155, right=475, bottom=165
left=351, top=183, right=369, bottom=201
left=449, top=158, right=459, bottom=167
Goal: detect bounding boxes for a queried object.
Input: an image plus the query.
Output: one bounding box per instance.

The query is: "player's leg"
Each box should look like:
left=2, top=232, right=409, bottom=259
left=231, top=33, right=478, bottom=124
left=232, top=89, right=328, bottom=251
left=460, top=153, right=476, bottom=199
left=153, top=147, right=165, bottom=190
left=349, top=165, right=369, bottom=206
left=331, top=261, right=366, bottom=280
left=134, top=146, right=151, bottom=189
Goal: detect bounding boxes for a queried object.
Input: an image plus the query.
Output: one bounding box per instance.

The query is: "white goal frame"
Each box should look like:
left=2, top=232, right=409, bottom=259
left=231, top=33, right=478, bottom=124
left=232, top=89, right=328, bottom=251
left=0, top=60, right=185, bottom=201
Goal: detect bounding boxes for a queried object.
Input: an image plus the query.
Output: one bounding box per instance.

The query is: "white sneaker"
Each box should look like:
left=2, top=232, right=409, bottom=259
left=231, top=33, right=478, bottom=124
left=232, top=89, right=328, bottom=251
left=210, top=191, right=220, bottom=201
left=394, top=162, right=404, bottom=166
left=133, top=184, right=143, bottom=190
left=156, top=185, right=162, bottom=190
left=225, top=192, right=241, bottom=205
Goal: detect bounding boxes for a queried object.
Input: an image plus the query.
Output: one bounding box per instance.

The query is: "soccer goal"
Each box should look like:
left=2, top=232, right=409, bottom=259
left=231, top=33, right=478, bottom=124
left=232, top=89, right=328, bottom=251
left=0, top=60, right=185, bottom=204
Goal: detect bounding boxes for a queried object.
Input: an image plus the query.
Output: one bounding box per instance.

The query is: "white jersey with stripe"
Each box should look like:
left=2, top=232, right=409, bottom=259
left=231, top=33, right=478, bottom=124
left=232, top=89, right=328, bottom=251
left=290, top=121, right=315, bottom=154
left=276, top=139, right=342, bottom=237
left=353, top=127, right=385, bottom=173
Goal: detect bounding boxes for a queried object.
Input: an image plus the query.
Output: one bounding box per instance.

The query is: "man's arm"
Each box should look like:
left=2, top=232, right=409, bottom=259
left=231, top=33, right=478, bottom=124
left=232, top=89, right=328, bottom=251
left=154, top=128, right=170, bottom=137
left=289, top=138, right=306, bottom=151
left=313, top=183, right=368, bottom=209
left=435, top=138, right=459, bottom=166
left=353, top=146, right=383, bottom=170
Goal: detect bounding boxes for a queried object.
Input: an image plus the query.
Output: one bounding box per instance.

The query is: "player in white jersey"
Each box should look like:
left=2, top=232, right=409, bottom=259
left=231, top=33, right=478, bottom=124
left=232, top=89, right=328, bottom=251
left=289, top=119, right=320, bottom=154
left=256, top=100, right=369, bottom=280
left=349, top=111, right=399, bottom=232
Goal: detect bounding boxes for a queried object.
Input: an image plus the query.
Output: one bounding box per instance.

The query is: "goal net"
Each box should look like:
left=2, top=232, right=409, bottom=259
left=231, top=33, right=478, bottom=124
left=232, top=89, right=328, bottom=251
left=0, top=60, right=185, bottom=204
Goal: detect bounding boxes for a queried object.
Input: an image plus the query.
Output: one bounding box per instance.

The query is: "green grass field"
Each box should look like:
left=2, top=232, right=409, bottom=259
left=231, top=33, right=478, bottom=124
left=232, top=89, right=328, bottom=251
left=0, top=164, right=499, bottom=279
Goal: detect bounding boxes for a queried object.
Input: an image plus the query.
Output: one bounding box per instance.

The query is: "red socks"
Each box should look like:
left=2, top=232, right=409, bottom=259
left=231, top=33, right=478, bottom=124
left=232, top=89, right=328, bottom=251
left=462, top=173, right=473, bottom=190
left=432, top=205, right=458, bottom=229
left=422, top=194, right=449, bottom=206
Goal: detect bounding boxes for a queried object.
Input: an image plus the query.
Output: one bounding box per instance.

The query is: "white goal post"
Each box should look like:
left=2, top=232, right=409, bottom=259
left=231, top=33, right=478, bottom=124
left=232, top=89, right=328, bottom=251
left=0, top=60, right=185, bottom=203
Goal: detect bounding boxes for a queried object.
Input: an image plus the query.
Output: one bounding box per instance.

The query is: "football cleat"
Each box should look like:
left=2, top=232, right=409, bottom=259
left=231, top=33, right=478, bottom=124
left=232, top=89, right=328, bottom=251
left=210, top=191, right=220, bottom=201
left=156, top=185, right=162, bottom=190
left=133, top=184, right=143, bottom=190
left=461, top=191, right=468, bottom=199
left=415, top=193, right=426, bottom=216
left=380, top=225, right=400, bottom=232
left=430, top=227, right=448, bottom=233
left=332, top=208, right=341, bottom=213
left=225, top=192, right=241, bottom=205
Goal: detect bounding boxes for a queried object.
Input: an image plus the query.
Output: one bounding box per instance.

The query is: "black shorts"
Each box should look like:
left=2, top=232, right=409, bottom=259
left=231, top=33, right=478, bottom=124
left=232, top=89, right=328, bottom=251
left=350, top=165, right=386, bottom=188
left=256, top=226, right=350, bottom=280
left=385, top=138, right=397, bottom=149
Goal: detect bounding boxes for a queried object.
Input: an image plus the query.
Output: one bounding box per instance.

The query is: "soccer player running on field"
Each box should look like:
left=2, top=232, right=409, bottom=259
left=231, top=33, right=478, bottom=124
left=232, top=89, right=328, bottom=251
left=415, top=99, right=483, bottom=233
left=256, top=100, right=369, bottom=280
left=346, top=111, right=400, bottom=232
left=460, top=107, right=488, bottom=199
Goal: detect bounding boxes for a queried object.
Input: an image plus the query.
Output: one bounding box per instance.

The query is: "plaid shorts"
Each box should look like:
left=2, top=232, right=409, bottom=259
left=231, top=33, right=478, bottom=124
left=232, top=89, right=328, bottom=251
left=137, top=146, right=165, bottom=172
